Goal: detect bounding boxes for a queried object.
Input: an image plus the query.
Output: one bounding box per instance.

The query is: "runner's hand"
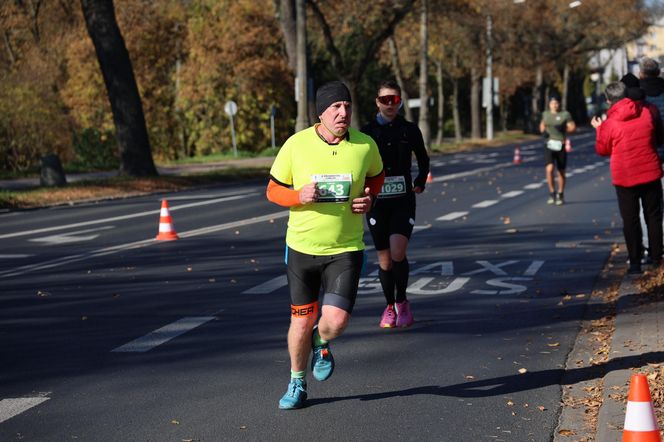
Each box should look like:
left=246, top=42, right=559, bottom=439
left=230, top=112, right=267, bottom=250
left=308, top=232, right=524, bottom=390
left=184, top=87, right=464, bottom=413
left=299, top=182, right=319, bottom=204
left=351, top=187, right=372, bottom=214
left=413, top=186, right=423, bottom=194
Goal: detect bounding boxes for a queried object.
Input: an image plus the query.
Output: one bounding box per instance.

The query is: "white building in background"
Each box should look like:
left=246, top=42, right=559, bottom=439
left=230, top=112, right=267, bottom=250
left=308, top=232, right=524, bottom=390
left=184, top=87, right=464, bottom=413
left=585, top=13, right=663, bottom=116
left=626, top=14, right=664, bottom=69
left=587, top=12, right=663, bottom=83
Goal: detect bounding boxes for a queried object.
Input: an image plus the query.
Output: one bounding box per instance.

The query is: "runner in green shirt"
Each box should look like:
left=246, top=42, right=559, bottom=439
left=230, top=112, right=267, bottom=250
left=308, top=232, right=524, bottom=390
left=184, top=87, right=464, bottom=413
left=539, top=96, right=576, bottom=205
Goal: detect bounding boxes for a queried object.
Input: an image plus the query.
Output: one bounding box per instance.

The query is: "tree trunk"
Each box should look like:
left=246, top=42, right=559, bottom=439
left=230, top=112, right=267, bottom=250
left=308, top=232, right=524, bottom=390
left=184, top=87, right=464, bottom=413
left=273, top=0, right=297, bottom=71
left=562, top=63, right=570, bottom=111
left=295, top=0, right=309, bottom=131
left=532, top=65, right=543, bottom=115
left=470, top=67, right=481, bottom=139
left=80, top=0, right=157, bottom=176
left=417, top=0, right=430, bottom=148
left=388, top=36, right=413, bottom=121
left=452, top=78, right=462, bottom=142
left=3, top=31, right=16, bottom=66
left=435, top=60, right=444, bottom=146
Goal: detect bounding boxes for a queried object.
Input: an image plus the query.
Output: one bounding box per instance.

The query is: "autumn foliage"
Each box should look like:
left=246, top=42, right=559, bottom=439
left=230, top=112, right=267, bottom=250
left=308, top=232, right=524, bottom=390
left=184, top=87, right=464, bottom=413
left=0, top=0, right=656, bottom=173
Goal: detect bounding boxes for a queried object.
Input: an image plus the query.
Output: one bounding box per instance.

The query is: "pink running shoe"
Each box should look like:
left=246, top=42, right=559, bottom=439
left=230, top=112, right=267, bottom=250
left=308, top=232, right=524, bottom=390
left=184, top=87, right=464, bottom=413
left=395, top=300, right=414, bottom=327
left=379, top=305, right=396, bottom=328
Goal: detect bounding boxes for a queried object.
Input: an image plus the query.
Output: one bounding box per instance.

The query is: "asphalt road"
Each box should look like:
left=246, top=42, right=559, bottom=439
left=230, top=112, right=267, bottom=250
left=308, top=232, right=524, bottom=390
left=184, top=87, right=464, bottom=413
left=0, top=131, right=623, bottom=441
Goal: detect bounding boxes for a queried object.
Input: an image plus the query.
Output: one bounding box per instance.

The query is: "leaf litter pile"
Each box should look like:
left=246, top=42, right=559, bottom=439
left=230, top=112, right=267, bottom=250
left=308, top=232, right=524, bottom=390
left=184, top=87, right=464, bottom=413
left=634, top=268, right=664, bottom=436
left=557, top=244, right=664, bottom=441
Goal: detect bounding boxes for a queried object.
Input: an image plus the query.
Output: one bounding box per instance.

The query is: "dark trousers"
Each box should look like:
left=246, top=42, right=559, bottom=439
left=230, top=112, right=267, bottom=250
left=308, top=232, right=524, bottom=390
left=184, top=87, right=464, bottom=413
left=615, top=180, right=663, bottom=265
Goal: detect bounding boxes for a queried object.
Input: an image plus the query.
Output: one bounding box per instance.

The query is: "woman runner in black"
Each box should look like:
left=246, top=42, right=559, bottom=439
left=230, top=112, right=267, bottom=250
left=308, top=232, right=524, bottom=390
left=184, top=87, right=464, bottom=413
left=361, top=80, right=430, bottom=328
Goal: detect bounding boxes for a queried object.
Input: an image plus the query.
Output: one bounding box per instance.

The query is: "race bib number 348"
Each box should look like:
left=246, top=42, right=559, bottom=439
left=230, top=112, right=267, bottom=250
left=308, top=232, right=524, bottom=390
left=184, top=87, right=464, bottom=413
left=312, top=173, right=352, bottom=202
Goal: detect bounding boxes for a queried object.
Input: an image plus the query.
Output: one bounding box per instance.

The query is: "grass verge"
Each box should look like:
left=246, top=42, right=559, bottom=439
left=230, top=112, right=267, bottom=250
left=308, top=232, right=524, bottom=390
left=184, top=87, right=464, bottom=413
left=0, top=167, right=270, bottom=210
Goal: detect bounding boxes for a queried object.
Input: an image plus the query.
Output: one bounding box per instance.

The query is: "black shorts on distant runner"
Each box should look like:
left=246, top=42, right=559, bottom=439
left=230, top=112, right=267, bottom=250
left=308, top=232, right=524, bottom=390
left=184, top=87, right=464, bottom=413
left=544, top=145, right=567, bottom=170
left=286, top=247, right=364, bottom=313
left=366, top=196, right=416, bottom=251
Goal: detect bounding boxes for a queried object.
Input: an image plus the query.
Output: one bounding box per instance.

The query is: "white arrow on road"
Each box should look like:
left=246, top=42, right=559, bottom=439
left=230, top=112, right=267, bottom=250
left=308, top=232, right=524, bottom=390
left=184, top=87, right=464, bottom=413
left=29, top=226, right=115, bottom=245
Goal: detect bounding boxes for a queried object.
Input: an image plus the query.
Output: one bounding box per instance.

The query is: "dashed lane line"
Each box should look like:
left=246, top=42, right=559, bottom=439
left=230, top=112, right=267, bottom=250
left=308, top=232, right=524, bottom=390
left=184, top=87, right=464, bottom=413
left=472, top=200, right=499, bottom=208
left=0, top=192, right=255, bottom=240
left=436, top=211, right=468, bottom=221
left=112, top=316, right=217, bottom=353
left=435, top=158, right=610, bottom=222
left=0, top=211, right=289, bottom=279
left=501, top=190, right=524, bottom=198
left=0, top=396, right=50, bottom=424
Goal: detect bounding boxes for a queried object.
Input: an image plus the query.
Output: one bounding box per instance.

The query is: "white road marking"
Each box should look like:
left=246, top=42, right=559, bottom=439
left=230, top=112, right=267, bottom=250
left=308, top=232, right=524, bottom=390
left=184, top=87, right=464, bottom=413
left=0, top=254, right=32, bottom=259
left=29, top=226, right=115, bottom=245
left=431, top=163, right=512, bottom=183
left=471, top=277, right=532, bottom=295
left=0, top=396, right=50, bottom=423
left=501, top=191, right=523, bottom=198
left=0, top=211, right=289, bottom=279
left=408, top=276, right=470, bottom=295
left=472, top=200, right=498, bottom=208
left=524, top=260, right=545, bottom=276
left=462, top=260, right=518, bottom=276
left=243, top=275, right=288, bottom=294
left=0, top=193, right=254, bottom=240
left=436, top=211, right=468, bottom=221
left=523, top=183, right=544, bottom=189
left=112, top=316, right=216, bottom=353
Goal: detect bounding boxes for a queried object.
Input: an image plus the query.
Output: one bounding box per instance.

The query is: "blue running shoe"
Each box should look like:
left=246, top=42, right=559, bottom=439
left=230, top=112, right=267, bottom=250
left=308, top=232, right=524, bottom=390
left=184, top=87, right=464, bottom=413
left=311, top=338, right=334, bottom=381
left=279, top=378, right=307, bottom=410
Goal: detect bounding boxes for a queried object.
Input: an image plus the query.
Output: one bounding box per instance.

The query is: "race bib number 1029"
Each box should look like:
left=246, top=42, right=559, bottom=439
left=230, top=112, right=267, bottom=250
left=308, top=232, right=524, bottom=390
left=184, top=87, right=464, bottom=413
left=379, top=175, right=407, bottom=198
left=312, top=173, right=352, bottom=202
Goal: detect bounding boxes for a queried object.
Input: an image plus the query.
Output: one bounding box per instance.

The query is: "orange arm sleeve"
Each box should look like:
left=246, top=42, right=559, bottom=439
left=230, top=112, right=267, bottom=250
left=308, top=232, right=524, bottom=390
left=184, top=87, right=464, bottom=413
left=266, top=179, right=301, bottom=207
left=365, top=171, right=385, bottom=197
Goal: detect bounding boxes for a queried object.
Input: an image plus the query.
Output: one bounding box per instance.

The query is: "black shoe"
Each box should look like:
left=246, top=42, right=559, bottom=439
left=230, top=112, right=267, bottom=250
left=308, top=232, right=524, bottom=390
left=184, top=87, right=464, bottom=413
left=628, top=264, right=642, bottom=275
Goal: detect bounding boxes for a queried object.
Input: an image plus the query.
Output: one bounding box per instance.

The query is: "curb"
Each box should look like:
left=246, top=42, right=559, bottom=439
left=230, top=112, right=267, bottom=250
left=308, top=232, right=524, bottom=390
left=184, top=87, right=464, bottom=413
left=596, top=268, right=664, bottom=441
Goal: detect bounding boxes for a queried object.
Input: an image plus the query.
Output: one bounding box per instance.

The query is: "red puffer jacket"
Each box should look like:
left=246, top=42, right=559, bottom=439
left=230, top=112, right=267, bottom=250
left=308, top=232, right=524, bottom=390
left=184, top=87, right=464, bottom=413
left=595, top=98, right=663, bottom=187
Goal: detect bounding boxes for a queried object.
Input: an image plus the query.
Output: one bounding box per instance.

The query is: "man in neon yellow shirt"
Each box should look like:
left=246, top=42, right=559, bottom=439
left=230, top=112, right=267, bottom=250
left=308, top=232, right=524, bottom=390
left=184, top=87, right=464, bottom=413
left=266, top=81, right=384, bottom=409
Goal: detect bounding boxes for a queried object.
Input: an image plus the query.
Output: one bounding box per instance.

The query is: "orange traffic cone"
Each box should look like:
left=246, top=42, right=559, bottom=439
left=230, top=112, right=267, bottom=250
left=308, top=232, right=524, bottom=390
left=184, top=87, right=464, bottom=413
left=155, top=199, right=179, bottom=241
left=565, top=139, right=572, bottom=152
left=513, top=147, right=522, bottom=165
left=622, top=373, right=661, bottom=442
left=426, top=172, right=433, bottom=183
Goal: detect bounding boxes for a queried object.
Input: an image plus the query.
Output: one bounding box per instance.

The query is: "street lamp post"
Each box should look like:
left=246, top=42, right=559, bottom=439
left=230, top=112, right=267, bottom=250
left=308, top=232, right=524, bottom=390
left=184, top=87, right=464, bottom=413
left=486, top=14, right=494, bottom=141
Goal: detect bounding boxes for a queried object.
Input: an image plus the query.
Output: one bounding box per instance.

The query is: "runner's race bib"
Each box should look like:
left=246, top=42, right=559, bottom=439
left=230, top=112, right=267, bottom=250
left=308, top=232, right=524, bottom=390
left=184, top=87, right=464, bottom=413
left=546, top=139, right=564, bottom=151
left=312, top=173, right=352, bottom=202
left=378, top=175, right=407, bottom=199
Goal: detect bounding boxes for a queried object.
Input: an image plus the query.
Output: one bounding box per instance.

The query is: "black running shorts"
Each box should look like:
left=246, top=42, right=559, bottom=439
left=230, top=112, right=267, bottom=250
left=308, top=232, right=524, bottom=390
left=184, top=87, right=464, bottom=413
left=286, top=247, right=364, bottom=313
left=544, top=145, right=567, bottom=171
left=366, top=197, right=416, bottom=251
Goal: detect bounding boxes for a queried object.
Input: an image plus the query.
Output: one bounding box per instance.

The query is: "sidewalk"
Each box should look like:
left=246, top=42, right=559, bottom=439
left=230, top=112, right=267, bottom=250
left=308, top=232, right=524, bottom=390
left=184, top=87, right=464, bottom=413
left=596, top=268, right=664, bottom=441
left=0, top=156, right=275, bottom=190
left=555, top=247, right=664, bottom=441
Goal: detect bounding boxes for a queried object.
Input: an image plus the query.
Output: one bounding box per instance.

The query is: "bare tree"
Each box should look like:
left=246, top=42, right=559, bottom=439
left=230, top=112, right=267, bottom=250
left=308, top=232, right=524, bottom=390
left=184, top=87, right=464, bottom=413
left=80, top=0, right=157, bottom=176
left=388, top=36, right=413, bottom=121
left=470, top=67, right=481, bottom=139
left=417, top=0, right=430, bottom=147
left=434, top=59, right=444, bottom=145
left=295, top=0, right=309, bottom=131
left=308, top=0, right=414, bottom=128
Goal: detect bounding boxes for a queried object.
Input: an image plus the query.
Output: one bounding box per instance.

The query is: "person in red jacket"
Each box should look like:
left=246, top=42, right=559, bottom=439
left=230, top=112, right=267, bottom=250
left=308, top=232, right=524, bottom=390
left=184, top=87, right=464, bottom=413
left=592, top=81, right=664, bottom=274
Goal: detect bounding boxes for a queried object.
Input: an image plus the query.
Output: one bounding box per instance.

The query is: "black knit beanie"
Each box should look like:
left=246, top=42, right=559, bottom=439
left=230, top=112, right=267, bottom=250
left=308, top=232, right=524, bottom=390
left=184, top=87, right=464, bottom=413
left=316, top=81, right=352, bottom=116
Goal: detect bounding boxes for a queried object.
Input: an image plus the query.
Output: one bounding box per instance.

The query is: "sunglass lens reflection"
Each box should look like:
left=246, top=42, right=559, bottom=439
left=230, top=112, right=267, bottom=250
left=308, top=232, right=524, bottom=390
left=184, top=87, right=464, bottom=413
left=377, top=95, right=401, bottom=106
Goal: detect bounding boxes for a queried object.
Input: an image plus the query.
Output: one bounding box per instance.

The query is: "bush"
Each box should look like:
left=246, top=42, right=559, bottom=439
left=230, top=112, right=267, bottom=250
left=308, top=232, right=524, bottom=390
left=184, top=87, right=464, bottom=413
left=70, top=128, right=119, bottom=171
left=0, top=81, right=71, bottom=172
